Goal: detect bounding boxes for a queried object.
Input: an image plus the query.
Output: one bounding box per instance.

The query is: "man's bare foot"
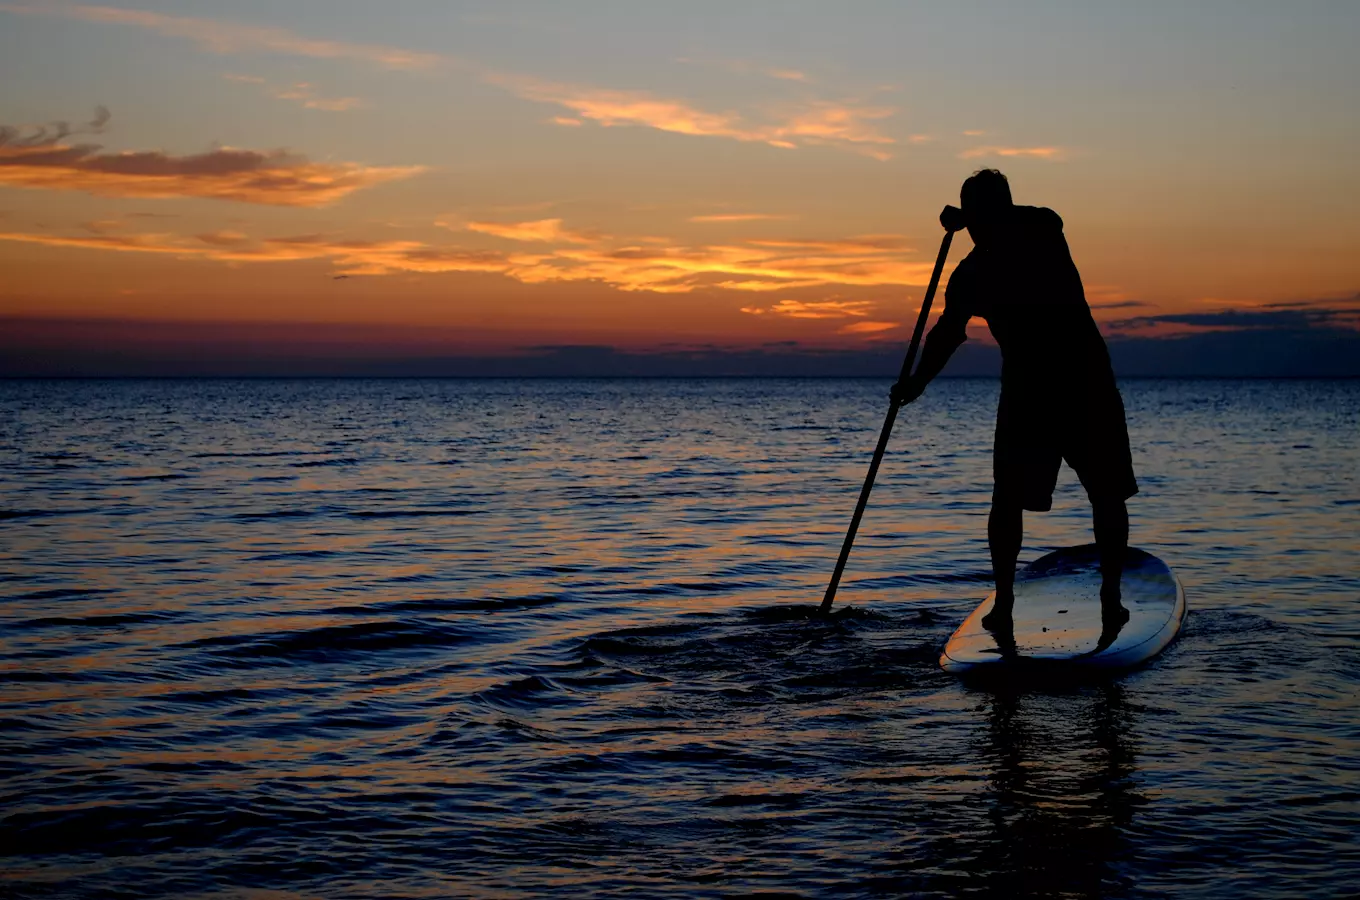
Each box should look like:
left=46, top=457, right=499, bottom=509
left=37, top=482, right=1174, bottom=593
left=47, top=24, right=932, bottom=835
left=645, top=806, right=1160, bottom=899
left=1092, top=598, right=1131, bottom=654
left=981, top=592, right=1014, bottom=631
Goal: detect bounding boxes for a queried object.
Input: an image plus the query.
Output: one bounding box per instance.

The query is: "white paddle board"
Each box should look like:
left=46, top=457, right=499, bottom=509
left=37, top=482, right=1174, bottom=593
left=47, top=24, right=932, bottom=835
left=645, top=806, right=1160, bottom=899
left=940, top=545, right=1185, bottom=673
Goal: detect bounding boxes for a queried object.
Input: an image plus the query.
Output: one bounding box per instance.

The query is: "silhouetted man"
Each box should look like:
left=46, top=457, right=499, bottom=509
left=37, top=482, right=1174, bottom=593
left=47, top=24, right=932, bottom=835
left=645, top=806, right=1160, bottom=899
left=893, top=169, right=1136, bottom=630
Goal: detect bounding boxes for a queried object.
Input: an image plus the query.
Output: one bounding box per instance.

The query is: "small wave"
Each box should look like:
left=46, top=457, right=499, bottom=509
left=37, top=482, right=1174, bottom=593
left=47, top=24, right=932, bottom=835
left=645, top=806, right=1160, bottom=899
left=0, top=508, right=89, bottom=521
left=707, top=791, right=807, bottom=808
left=359, top=593, right=571, bottom=614
left=0, top=668, right=112, bottom=684
left=231, top=509, right=317, bottom=520
left=156, top=687, right=270, bottom=705
left=182, top=619, right=473, bottom=662
left=554, top=665, right=669, bottom=689
left=7, top=587, right=118, bottom=602
left=474, top=674, right=577, bottom=711
left=191, top=450, right=312, bottom=459
left=347, top=508, right=483, bottom=519
left=289, top=457, right=360, bottom=468
left=15, top=611, right=172, bottom=629
left=849, top=570, right=995, bottom=589
left=742, top=604, right=882, bottom=624
left=249, top=549, right=339, bottom=561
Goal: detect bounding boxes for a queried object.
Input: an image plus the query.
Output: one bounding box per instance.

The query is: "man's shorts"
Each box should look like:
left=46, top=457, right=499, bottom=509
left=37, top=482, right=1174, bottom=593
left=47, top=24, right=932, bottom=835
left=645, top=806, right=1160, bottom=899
left=993, top=385, right=1138, bottom=512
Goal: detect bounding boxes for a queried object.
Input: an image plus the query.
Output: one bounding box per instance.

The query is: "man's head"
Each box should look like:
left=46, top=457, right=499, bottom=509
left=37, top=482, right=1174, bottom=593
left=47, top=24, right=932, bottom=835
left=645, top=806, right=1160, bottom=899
left=960, top=169, right=1012, bottom=246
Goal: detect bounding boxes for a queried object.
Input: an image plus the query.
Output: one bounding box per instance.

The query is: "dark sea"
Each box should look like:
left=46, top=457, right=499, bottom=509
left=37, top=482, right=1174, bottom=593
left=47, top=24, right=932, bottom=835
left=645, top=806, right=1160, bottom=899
left=1, top=378, right=1357, bottom=899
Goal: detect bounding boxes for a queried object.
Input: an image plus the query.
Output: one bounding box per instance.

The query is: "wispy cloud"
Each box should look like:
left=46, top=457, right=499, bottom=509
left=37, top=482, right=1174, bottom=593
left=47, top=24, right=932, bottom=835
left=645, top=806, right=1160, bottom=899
left=747, top=236, right=912, bottom=253
left=0, top=111, right=422, bottom=206
left=0, top=105, right=110, bottom=147
left=773, top=102, right=896, bottom=158
left=689, top=213, right=794, bottom=223
left=226, top=75, right=364, bottom=112
left=464, top=218, right=596, bottom=244
left=740, top=298, right=875, bottom=319
left=489, top=74, right=897, bottom=158
left=3, top=3, right=443, bottom=70
left=676, top=57, right=810, bottom=83
left=1090, top=300, right=1150, bottom=310
left=271, top=83, right=363, bottom=112
left=959, top=145, right=1065, bottom=161
left=0, top=228, right=519, bottom=276
left=837, top=320, right=899, bottom=335
left=1110, top=304, right=1360, bottom=333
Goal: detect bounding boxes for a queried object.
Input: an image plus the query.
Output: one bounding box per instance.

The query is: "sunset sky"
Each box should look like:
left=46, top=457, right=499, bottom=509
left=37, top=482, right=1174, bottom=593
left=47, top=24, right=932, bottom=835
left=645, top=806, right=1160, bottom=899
left=2, top=1, right=1357, bottom=374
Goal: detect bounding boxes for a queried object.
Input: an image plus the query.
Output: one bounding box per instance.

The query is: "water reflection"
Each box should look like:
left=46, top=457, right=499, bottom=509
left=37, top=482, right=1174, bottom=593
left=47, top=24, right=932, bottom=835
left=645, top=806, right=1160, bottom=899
left=3, top=378, right=1357, bottom=898
left=971, top=681, right=1139, bottom=898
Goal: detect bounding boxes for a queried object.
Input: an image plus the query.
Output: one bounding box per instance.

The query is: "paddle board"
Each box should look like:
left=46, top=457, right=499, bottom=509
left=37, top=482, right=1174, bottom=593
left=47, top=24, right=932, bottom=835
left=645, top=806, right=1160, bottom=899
left=940, top=545, right=1185, bottom=673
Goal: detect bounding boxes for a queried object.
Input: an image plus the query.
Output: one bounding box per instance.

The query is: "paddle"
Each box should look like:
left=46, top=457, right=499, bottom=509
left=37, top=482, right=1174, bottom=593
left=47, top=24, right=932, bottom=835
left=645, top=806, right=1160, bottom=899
left=819, top=224, right=957, bottom=615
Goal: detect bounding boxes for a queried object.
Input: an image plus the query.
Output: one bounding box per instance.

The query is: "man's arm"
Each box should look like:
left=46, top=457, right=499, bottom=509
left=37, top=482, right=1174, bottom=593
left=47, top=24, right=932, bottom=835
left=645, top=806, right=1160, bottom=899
left=890, top=311, right=967, bottom=406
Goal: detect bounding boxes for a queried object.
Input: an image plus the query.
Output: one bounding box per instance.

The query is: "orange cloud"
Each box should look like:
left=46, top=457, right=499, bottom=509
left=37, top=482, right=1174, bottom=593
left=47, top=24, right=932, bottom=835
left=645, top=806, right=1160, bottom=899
left=5, top=4, right=443, bottom=70
left=959, top=145, right=1065, bottom=161
left=748, top=236, right=913, bottom=253
left=225, top=76, right=364, bottom=112
left=689, top=213, right=794, bottom=223
left=491, top=74, right=896, bottom=158
left=676, top=57, right=812, bottom=83
left=464, top=218, right=595, bottom=244
left=522, top=239, right=937, bottom=292
left=0, top=220, right=942, bottom=292
left=838, top=320, right=900, bottom=334
left=740, top=299, right=874, bottom=319
left=0, top=229, right=518, bottom=277
left=0, top=121, right=423, bottom=206
left=772, top=102, right=895, bottom=158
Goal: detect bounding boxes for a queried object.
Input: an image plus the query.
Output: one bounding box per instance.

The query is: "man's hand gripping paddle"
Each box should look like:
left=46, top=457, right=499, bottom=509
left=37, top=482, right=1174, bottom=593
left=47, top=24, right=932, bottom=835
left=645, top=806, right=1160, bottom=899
left=818, top=207, right=963, bottom=615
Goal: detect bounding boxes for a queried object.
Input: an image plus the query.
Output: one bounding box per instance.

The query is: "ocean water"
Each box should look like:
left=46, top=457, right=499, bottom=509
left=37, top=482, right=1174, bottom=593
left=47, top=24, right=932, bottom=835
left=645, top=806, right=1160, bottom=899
left=1, top=377, right=1356, bottom=899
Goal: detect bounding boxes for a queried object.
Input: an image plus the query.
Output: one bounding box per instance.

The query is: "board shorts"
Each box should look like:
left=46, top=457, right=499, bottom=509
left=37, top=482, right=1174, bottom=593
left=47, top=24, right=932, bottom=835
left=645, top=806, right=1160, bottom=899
left=993, top=384, right=1137, bottom=512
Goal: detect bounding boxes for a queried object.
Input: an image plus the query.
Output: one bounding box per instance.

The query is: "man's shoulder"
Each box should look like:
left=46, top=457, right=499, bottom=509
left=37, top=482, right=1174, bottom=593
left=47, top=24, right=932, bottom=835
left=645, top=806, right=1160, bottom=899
left=1013, top=205, right=1064, bottom=234
left=953, top=248, right=985, bottom=275
left=945, top=250, right=983, bottom=300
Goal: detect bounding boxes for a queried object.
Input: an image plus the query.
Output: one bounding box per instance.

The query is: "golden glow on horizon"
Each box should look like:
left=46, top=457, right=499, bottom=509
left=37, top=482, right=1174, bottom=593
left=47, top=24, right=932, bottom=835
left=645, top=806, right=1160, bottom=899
left=0, top=220, right=941, bottom=292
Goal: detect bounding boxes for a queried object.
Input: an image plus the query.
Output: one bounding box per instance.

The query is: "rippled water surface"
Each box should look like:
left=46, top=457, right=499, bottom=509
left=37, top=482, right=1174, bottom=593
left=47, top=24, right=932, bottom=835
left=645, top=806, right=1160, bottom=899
left=2, top=378, right=1357, bottom=899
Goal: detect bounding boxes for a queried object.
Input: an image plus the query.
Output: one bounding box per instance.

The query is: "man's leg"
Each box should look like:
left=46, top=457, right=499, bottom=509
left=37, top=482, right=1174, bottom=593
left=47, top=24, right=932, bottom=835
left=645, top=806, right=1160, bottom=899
left=1092, top=496, right=1128, bottom=605
left=982, top=498, right=1023, bottom=629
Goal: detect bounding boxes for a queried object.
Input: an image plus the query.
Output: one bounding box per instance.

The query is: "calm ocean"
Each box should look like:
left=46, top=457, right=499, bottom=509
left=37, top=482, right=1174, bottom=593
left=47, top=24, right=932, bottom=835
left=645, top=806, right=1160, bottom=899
left=2, top=378, right=1357, bottom=899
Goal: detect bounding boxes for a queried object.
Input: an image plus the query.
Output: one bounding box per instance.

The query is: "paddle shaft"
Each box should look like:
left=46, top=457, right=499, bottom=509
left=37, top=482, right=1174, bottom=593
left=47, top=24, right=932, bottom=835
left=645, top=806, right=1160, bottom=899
left=819, top=229, right=954, bottom=615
